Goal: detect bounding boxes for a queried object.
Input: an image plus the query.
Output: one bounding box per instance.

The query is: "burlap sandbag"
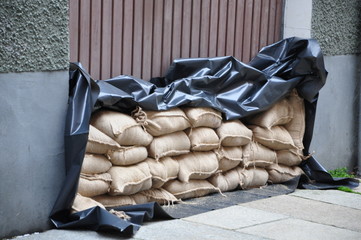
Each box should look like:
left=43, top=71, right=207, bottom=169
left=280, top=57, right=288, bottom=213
left=238, top=167, right=269, bottom=189
left=107, top=146, right=148, bottom=166
left=71, top=193, right=105, bottom=213
left=86, top=125, right=121, bottom=154
left=208, top=168, right=241, bottom=192
left=183, top=107, right=222, bottom=128
left=276, top=149, right=303, bottom=166
left=145, top=157, right=179, bottom=188
left=175, top=152, right=219, bottom=182
left=132, top=192, right=149, bottom=204
left=245, top=98, right=293, bottom=128
left=108, top=162, right=152, bottom=196
left=94, top=193, right=148, bottom=207
left=216, top=146, right=243, bottom=172
left=141, top=107, right=191, bottom=136
left=251, top=125, right=297, bottom=151
left=147, top=131, right=191, bottom=160
left=77, top=173, right=112, bottom=197
left=285, top=89, right=305, bottom=151
left=81, top=154, right=112, bottom=174
left=243, top=141, right=277, bottom=168
left=90, top=110, right=153, bottom=146
left=185, top=127, right=220, bottom=151
left=163, top=179, right=219, bottom=200
left=216, top=120, right=253, bottom=147
left=267, top=164, right=304, bottom=184
left=140, top=188, right=179, bottom=205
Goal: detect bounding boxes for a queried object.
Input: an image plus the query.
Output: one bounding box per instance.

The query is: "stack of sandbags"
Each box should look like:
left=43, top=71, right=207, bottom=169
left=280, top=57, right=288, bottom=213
left=74, top=125, right=117, bottom=209
left=144, top=107, right=221, bottom=200
left=245, top=89, right=305, bottom=184
left=94, top=110, right=183, bottom=207
left=72, top=110, right=179, bottom=212
left=72, top=90, right=306, bottom=211
left=208, top=119, right=257, bottom=192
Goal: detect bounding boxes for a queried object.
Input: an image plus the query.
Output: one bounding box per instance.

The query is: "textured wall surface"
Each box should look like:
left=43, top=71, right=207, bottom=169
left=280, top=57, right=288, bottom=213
left=312, top=0, right=361, bottom=55
left=0, top=0, right=69, bottom=72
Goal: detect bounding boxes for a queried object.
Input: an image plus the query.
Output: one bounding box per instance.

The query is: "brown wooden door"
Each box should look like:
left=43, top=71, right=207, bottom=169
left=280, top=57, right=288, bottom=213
left=69, top=0, right=283, bottom=80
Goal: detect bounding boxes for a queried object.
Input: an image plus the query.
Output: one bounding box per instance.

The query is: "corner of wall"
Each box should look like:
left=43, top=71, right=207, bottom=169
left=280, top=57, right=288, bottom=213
left=283, top=0, right=312, bottom=39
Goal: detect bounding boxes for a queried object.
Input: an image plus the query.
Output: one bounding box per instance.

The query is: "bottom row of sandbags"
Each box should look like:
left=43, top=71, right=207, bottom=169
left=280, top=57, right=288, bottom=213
left=73, top=164, right=303, bottom=213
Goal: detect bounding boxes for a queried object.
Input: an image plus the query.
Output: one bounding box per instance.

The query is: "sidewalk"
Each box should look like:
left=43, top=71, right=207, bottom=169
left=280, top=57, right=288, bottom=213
left=11, top=187, right=361, bottom=240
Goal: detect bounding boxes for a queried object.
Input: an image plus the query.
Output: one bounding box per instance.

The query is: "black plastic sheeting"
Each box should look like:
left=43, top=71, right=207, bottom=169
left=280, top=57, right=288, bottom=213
left=50, top=37, right=359, bottom=235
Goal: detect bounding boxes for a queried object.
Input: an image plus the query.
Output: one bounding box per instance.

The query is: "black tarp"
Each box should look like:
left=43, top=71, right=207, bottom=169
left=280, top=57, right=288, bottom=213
left=50, top=37, right=358, bottom=235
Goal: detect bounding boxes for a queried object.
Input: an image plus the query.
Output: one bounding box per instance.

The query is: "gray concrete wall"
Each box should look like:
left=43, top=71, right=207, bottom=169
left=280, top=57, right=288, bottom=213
left=284, top=0, right=361, bottom=172
left=309, top=55, right=360, bottom=171
left=0, top=71, right=68, bottom=238
left=0, top=0, right=69, bottom=238
left=310, top=0, right=361, bottom=172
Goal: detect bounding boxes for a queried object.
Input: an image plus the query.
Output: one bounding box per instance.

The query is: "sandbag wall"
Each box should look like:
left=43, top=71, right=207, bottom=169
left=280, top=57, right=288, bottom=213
left=72, top=89, right=305, bottom=212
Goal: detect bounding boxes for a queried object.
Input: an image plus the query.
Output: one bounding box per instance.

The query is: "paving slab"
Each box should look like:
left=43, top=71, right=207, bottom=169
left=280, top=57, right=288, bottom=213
left=10, top=229, right=139, bottom=240
left=238, top=218, right=361, bottom=240
left=184, top=205, right=288, bottom=230
left=239, top=194, right=361, bottom=232
left=161, top=202, right=211, bottom=219
left=162, top=184, right=292, bottom=218
left=290, top=189, right=361, bottom=210
left=7, top=188, right=361, bottom=240
left=133, top=219, right=269, bottom=240
left=178, top=191, right=267, bottom=210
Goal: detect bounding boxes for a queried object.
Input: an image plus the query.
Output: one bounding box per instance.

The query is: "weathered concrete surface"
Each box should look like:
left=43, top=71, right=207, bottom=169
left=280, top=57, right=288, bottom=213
left=240, top=194, right=361, bottom=233
left=238, top=218, right=361, bottom=240
left=9, top=230, right=139, bottom=240
left=0, top=71, right=68, bottom=238
left=10, top=189, right=361, bottom=240
left=134, top=219, right=267, bottom=240
left=290, top=189, right=361, bottom=210
left=184, top=205, right=287, bottom=230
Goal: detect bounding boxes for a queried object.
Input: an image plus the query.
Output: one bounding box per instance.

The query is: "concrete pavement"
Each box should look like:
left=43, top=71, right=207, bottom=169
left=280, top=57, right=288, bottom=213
left=8, top=188, right=361, bottom=240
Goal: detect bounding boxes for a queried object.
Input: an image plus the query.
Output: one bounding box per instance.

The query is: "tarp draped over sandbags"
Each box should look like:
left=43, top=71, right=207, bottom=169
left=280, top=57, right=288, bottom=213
left=52, top=37, right=359, bottom=235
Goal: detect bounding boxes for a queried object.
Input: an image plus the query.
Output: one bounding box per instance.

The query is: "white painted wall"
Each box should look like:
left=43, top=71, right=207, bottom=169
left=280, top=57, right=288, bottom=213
left=283, top=0, right=312, bottom=38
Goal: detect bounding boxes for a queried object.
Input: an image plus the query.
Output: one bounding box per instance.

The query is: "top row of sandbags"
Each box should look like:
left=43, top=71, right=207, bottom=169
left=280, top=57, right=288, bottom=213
left=89, top=107, right=223, bottom=146
left=88, top=89, right=304, bottom=152
left=91, top=111, right=153, bottom=146
left=245, top=89, right=305, bottom=151
left=89, top=107, right=254, bottom=147
left=136, top=107, right=223, bottom=136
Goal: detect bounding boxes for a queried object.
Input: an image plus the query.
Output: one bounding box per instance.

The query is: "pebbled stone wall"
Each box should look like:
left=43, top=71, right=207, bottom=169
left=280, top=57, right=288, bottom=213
left=312, top=0, right=361, bottom=56
left=0, top=0, right=69, bottom=73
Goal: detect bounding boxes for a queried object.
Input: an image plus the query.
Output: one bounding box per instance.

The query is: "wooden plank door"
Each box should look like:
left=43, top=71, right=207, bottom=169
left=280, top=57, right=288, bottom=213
left=69, top=0, right=284, bottom=80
